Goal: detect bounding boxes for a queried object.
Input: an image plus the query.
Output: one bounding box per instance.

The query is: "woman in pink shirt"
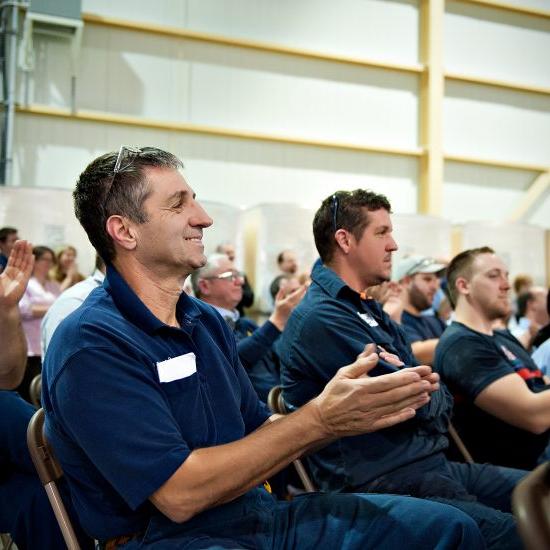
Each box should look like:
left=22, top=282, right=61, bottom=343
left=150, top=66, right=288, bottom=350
left=17, top=246, right=60, bottom=401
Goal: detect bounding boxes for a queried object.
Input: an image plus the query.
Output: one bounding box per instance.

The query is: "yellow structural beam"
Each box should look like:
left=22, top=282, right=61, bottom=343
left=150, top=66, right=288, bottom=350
left=82, top=12, right=423, bottom=76
left=445, top=154, right=550, bottom=173
left=16, top=104, right=423, bottom=158
left=418, top=0, right=445, bottom=215
left=454, top=0, right=550, bottom=20
left=508, top=171, right=550, bottom=222
left=446, top=71, right=550, bottom=97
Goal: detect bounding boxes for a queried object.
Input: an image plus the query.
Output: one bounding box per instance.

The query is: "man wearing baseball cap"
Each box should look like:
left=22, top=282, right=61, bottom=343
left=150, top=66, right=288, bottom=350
left=395, top=255, right=447, bottom=365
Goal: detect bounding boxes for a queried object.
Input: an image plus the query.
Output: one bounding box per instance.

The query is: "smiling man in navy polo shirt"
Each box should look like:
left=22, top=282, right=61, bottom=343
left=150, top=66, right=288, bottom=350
left=278, top=189, right=526, bottom=549
left=41, top=148, right=486, bottom=549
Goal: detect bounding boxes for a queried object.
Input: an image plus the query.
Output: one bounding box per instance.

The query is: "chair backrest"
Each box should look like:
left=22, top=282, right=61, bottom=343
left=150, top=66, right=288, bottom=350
left=267, top=386, right=317, bottom=493
left=27, top=408, right=81, bottom=550
left=29, top=373, right=42, bottom=407
left=512, top=461, right=550, bottom=550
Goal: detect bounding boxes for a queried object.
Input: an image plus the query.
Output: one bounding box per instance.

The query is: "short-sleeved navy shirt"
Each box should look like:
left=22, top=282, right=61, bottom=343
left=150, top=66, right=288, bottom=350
left=435, top=322, right=550, bottom=470
left=401, top=310, right=446, bottom=344
left=42, top=265, right=269, bottom=540
left=278, top=260, right=452, bottom=491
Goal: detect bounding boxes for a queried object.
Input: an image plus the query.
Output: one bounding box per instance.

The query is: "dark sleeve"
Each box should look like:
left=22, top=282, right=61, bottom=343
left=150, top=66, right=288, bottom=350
left=282, top=306, right=450, bottom=423
left=237, top=320, right=281, bottom=369
left=388, top=320, right=449, bottom=422
left=282, top=305, right=382, bottom=408
left=435, top=334, right=513, bottom=401
left=401, top=322, right=424, bottom=344
left=51, top=347, right=190, bottom=511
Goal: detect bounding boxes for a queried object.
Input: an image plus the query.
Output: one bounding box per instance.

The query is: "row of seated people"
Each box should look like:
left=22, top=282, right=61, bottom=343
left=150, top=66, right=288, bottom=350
left=2, top=148, right=549, bottom=549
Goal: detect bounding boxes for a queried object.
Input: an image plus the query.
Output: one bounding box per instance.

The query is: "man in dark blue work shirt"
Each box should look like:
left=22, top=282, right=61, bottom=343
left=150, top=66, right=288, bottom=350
left=191, top=253, right=304, bottom=402
left=278, top=189, right=526, bottom=550
left=394, top=254, right=447, bottom=365
left=42, top=148, right=485, bottom=549
left=435, top=246, right=550, bottom=471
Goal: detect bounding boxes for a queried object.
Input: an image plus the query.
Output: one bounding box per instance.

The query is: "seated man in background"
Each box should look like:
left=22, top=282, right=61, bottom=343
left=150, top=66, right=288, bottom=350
left=41, top=254, right=106, bottom=355
left=278, top=189, right=525, bottom=549
left=192, top=253, right=304, bottom=401
left=0, top=226, right=18, bottom=273
left=395, top=255, right=447, bottom=365
left=215, top=241, right=254, bottom=315
left=435, top=247, right=550, bottom=471
left=42, top=147, right=485, bottom=549
left=511, top=287, right=549, bottom=351
left=0, top=240, right=92, bottom=549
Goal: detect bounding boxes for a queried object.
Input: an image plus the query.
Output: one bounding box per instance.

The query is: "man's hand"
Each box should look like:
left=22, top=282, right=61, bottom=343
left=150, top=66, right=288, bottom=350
left=366, top=282, right=404, bottom=323
left=269, top=285, right=306, bottom=331
left=0, top=240, right=34, bottom=310
left=376, top=345, right=440, bottom=394
left=312, top=344, right=434, bottom=437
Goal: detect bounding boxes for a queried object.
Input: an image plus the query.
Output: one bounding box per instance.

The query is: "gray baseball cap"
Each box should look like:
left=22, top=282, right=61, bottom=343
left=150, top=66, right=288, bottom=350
left=395, top=255, right=446, bottom=281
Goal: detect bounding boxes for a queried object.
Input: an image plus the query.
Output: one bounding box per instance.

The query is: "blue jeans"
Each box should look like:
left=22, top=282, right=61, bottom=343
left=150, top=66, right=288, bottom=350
left=363, top=453, right=525, bottom=549
left=122, top=488, right=483, bottom=549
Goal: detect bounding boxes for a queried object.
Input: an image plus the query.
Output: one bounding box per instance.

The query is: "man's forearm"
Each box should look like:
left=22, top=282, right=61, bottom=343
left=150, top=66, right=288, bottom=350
left=151, top=358, right=432, bottom=523
left=151, top=401, right=328, bottom=522
left=411, top=339, right=438, bottom=365
left=0, top=307, right=27, bottom=388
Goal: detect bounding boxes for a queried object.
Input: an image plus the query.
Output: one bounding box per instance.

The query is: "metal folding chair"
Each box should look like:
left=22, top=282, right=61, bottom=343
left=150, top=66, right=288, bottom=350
left=29, top=373, right=42, bottom=407
left=512, top=461, right=550, bottom=550
left=267, top=386, right=317, bottom=492
left=448, top=421, right=474, bottom=464
left=26, top=408, right=81, bottom=550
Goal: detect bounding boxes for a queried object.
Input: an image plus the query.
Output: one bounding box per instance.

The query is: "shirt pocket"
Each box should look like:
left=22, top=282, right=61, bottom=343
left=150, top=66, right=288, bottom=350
left=160, top=372, right=217, bottom=447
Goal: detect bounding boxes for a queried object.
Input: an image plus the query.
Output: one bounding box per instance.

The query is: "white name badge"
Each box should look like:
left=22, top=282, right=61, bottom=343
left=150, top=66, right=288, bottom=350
left=156, top=352, right=197, bottom=383
left=358, top=312, right=379, bottom=327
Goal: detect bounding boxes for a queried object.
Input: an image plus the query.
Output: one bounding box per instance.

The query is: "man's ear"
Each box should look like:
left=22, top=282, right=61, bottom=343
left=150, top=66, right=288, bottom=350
left=105, top=215, right=138, bottom=252
left=197, top=278, right=210, bottom=297
left=400, top=275, right=413, bottom=289
left=334, top=229, right=352, bottom=254
left=455, top=276, right=470, bottom=297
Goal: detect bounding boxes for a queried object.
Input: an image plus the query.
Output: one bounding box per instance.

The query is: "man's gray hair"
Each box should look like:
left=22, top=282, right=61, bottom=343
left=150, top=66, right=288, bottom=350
left=190, top=253, right=228, bottom=298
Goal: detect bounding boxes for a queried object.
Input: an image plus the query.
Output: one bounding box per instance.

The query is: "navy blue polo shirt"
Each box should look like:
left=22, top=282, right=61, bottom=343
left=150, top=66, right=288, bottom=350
left=42, top=265, right=269, bottom=540
left=401, top=310, right=447, bottom=344
left=278, top=260, right=452, bottom=492
left=435, top=322, right=550, bottom=470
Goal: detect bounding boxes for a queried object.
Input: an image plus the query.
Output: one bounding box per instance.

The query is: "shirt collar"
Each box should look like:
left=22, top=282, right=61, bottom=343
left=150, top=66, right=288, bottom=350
left=104, top=264, right=201, bottom=334
left=311, top=258, right=357, bottom=301
left=92, top=269, right=105, bottom=285
left=311, top=258, right=385, bottom=315
left=211, top=305, right=240, bottom=322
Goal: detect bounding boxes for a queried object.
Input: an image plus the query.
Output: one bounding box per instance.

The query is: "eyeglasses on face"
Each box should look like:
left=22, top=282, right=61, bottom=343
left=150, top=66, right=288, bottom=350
left=204, top=270, right=244, bottom=283
left=103, top=145, right=142, bottom=198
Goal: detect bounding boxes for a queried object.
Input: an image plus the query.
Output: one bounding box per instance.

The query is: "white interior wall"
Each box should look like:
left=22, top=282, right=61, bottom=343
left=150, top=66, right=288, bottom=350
left=462, top=222, right=547, bottom=285
left=445, top=1, right=550, bottom=88
left=82, top=0, right=420, bottom=65
left=4, top=0, right=550, bottom=285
